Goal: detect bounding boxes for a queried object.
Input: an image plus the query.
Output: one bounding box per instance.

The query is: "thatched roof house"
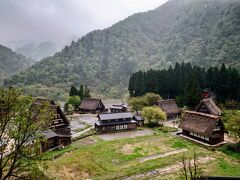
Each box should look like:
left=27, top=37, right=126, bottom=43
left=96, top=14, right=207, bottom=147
left=195, top=98, right=222, bottom=116
left=33, top=98, right=70, bottom=135
left=32, top=98, right=71, bottom=153
left=179, top=111, right=224, bottom=145
left=156, top=99, right=180, bottom=119
left=78, top=98, right=105, bottom=113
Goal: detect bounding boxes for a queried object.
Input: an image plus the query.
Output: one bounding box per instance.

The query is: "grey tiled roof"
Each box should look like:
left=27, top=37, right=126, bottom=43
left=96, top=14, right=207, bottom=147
left=98, top=112, right=133, bottom=121
left=95, top=120, right=137, bottom=126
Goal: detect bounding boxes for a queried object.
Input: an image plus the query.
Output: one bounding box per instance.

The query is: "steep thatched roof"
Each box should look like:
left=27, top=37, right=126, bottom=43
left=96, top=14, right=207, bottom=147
left=33, top=98, right=70, bottom=126
left=79, top=98, right=104, bottom=110
left=157, top=99, right=180, bottom=115
left=195, top=98, right=222, bottom=115
left=179, top=111, right=221, bottom=138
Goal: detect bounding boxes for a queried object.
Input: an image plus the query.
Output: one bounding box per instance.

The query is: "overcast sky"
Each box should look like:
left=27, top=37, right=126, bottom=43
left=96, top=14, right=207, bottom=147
left=0, top=0, right=168, bottom=46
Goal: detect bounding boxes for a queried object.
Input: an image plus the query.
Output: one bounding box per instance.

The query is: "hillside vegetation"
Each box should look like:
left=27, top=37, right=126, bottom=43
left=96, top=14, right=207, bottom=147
left=0, top=44, right=32, bottom=83
left=4, top=0, right=240, bottom=98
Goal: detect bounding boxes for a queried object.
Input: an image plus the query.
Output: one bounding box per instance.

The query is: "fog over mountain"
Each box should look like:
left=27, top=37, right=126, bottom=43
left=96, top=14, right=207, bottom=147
left=0, top=0, right=167, bottom=45
left=0, top=44, right=32, bottom=82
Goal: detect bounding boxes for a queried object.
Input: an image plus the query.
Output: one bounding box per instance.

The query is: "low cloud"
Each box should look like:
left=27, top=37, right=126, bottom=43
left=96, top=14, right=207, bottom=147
left=0, top=0, right=168, bottom=44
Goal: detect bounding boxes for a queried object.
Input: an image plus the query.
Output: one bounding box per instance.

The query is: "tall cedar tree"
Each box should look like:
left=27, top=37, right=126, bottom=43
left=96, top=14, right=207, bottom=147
left=184, top=75, right=201, bottom=109
left=78, top=85, right=84, bottom=100
left=69, top=85, right=78, bottom=96
left=84, top=85, right=91, bottom=99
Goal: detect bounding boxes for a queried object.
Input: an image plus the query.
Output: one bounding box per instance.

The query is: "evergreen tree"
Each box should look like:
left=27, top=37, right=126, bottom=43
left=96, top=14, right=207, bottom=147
left=78, top=84, right=84, bottom=99
left=64, top=102, right=69, bottom=114
left=84, top=85, right=91, bottom=99
left=129, top=62, right=240, bottom=104
left=184, top=75, right=201, bottom=109
left=69, top=85, right=78, bottom=96
left=218, top=63, right=229, bottom=102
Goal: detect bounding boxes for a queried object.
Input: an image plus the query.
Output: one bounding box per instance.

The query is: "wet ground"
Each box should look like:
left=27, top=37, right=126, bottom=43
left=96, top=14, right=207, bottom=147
left=97, top=128, right=154, bottom=141
left=67, top=114, right=97, bottom=136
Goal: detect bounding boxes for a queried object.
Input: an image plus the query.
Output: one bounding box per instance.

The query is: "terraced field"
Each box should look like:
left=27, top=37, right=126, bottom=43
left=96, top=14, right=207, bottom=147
left=43, top=128, right=240, bottom=180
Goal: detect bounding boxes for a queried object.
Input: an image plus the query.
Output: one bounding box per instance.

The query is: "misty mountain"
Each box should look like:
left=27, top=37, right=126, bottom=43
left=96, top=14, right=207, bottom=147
left=0, top=44, right=32, bottom=82
left=4, top=0, right=240, bottom=99
left=15, top=42, right=60, bottom=61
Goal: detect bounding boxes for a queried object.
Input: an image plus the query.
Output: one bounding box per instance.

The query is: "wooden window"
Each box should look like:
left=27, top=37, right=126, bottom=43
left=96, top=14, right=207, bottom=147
left=213, top=126, right=221, bottom=131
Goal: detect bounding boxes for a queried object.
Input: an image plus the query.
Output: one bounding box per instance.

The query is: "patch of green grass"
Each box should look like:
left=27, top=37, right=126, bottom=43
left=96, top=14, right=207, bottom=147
left=209, top=158, right=240, bottom=176
left=171, top=141, right=187, bottom=149
left=155, top=126, right=178, bottom=134
left=42, top=145, right=77, bottom=160
left=219, top=146, right=240, bottom=159
left=44, top=132, right=240, bottom=180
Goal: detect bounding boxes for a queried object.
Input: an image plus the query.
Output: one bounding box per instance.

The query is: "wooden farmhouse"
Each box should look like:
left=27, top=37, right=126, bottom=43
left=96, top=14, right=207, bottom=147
left=110, top=104, right=127, bottom=113
left=156, top=99, right=180, bottom=119
left=78, top=98, right=105, bottom=113
left=33, top=98, right=71, bottom=152
left=40, top=129, right=71, bottom=153
left=179, top=111, right=224, bottom=145
left=195, top=98, right=222, bottom=116
left=95, top=112, right=138, bottom=133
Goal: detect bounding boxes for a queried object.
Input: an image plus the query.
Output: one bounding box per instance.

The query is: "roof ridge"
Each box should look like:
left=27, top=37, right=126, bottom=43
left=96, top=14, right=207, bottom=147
left=185, top=110, right=219, bottom=119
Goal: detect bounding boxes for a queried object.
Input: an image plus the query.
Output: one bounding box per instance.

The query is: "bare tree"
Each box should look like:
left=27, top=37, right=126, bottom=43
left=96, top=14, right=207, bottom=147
left=181, top=152, right=200, bottom=180
left=182, top=153, right=188, bottom=180
left=0, top=88, right=51, bottom=179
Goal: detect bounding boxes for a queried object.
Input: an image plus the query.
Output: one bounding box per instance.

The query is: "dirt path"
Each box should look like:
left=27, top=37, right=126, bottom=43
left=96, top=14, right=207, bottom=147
left=71, top=126, right=94, bottom=139
left=124, top=156, right=215, bottom=180
left=139, top=148, right=188, bottom=163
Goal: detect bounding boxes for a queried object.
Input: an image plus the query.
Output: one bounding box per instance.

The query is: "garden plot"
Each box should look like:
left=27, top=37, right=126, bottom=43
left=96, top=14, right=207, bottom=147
left=44, top=129, right=240, bottom=180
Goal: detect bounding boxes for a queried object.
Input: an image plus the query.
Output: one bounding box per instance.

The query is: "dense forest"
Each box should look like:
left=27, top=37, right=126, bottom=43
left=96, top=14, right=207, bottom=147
left=0, top=44, right=32, bottom=83
left=3, top=0, right=240, bottom=99
left=129, top=63, right=240, bottom=107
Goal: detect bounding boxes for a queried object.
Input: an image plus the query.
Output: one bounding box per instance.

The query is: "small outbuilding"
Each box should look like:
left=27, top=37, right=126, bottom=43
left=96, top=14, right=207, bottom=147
left=78, top=98, right=106, bottom=113
left=95, top=112, right=137, bottom=133
left=40, top=129, right=71, bottom=153
left=134, top=116, right=144, bottom=127
left=156, top=99, right=180, bottom=119
left=179, top=111, right=224, bottom=145
left=110, top=104, right=127, bottom=113
left=195, top=98, right=222, bottom=116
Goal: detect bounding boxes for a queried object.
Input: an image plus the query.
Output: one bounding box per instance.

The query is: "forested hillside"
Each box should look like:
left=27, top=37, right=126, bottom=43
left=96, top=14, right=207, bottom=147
left=0, top=44, right=32, bottom=82
left=4, top=0, right=240, bottom=98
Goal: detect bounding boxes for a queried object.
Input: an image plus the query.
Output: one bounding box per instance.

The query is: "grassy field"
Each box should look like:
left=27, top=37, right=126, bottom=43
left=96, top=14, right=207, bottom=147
left=43, top=128, right=240, bottom=180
